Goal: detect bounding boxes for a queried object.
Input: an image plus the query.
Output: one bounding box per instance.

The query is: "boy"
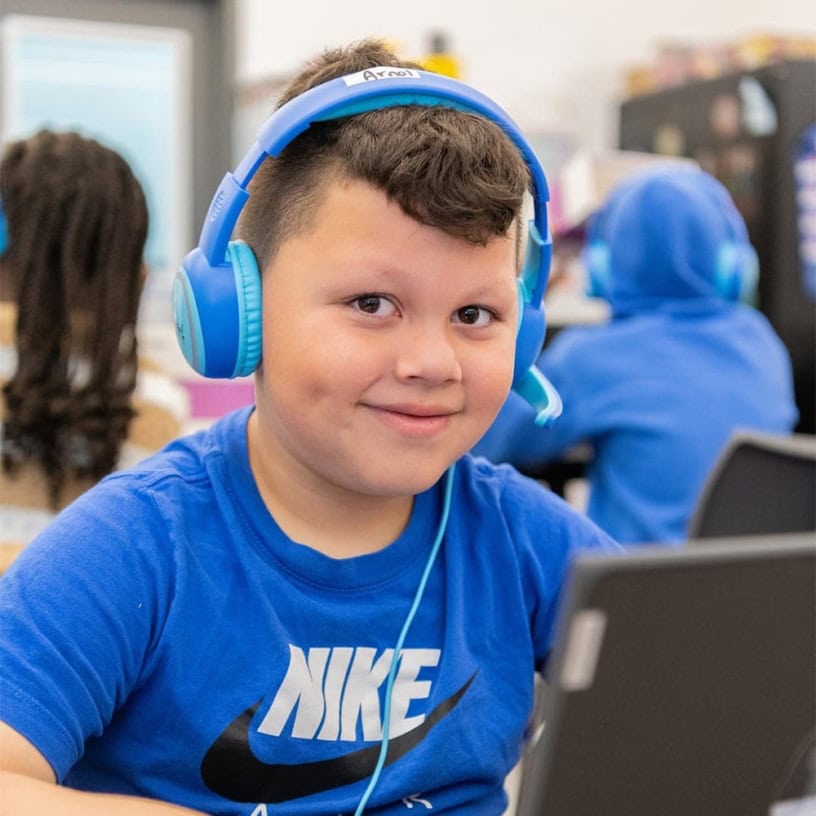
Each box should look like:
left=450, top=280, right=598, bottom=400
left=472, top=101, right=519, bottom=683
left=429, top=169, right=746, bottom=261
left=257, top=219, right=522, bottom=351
left=0, top=40, right=616, bottom=815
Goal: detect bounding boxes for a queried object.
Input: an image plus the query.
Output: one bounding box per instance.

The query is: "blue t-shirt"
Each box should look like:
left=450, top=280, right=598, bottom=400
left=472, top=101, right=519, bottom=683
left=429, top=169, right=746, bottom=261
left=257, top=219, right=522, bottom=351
left=0, top=407, right=616, bottom=815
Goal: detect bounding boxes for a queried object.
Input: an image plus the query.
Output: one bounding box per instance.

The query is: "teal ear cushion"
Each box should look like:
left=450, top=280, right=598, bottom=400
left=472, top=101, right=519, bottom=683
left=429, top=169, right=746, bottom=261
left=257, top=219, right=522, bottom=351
left=716, top=241, right=759, bottom=304
left=583, top=241, right=611, bottom=299
left=227, top=240, right=263, bottom=376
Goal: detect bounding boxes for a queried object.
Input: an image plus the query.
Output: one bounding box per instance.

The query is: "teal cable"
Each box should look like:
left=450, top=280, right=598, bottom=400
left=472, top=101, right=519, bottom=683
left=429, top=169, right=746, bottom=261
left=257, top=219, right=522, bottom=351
left=353, top=463, right=456, bottom=815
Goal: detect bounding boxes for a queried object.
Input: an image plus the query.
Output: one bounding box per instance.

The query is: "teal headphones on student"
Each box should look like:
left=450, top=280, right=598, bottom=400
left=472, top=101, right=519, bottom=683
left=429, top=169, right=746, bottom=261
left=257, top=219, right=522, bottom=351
left=583, top=166, right=759, bottom=304
left=173, top=67, right=562, bottom=426
left=584, top=232, right=759, bottom=303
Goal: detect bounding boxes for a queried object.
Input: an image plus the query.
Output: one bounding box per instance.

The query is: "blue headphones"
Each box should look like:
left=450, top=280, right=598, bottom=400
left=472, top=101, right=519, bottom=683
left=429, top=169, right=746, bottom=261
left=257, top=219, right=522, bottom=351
left=582, top=200, right=614, bottom=301
left=584, top=236, right=758, bottom=303
left=174, top=67, right=562, bottom=425
left=713, top=241, right=759, bottom=303
left=583, top=168, right=759, bottom=305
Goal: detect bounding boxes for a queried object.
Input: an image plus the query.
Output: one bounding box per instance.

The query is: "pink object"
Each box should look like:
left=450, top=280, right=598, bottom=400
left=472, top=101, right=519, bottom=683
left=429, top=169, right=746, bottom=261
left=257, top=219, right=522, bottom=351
left=182, top=379, right=255, bottom=418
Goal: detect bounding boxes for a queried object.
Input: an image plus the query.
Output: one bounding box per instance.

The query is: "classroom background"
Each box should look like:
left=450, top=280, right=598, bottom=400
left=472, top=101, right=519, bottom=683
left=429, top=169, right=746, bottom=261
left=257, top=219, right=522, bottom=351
left=0, top=6, right=814, bottom=813
left=1, top=0, right=814, bottom=435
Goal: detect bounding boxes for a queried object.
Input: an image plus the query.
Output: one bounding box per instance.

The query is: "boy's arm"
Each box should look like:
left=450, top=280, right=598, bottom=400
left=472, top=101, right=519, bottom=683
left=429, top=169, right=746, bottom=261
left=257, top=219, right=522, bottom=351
left=0, top=723, right=206, bottom=816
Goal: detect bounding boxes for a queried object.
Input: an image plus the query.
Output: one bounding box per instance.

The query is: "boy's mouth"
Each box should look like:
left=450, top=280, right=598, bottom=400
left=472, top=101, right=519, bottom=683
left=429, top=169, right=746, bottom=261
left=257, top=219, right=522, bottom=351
left=375, top=402, right=456, bottom=418
left=364, top=402, right=458, bottom=437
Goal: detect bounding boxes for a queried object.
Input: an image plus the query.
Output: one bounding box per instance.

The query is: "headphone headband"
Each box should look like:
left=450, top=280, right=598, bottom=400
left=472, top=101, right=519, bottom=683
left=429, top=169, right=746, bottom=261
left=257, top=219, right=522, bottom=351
left=197, top=67, right=551, bottom=305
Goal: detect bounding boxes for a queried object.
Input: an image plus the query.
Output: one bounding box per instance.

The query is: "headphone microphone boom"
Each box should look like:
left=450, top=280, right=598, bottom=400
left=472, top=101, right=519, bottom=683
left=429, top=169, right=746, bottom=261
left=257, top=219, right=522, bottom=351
left=174, top=67, right=562, bottom=426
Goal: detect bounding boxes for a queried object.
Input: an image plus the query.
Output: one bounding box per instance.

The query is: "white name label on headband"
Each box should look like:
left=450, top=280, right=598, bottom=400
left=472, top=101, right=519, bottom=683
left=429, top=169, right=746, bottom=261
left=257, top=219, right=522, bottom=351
left=343, top=67, right=422, bottom=86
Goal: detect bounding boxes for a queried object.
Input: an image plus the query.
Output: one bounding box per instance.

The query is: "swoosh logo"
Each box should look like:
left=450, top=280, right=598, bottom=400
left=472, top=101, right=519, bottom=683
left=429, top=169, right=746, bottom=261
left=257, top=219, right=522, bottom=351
left=200, top=672, right=476, bottom=803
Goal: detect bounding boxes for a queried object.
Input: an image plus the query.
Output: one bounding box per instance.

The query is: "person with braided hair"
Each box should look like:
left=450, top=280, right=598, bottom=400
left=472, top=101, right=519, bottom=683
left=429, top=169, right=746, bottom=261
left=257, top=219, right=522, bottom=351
left=0, top=129, right=188, bottom=566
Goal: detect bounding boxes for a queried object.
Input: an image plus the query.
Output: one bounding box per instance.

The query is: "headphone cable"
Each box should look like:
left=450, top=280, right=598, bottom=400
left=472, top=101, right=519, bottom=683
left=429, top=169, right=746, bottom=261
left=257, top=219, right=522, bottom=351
left=353, top=463, right=456, bottom=815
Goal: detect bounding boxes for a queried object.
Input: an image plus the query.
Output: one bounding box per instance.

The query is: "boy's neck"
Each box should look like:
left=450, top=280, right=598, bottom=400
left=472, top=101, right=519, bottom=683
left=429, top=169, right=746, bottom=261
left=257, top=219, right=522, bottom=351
left=246, top=412, right=414, bottom=559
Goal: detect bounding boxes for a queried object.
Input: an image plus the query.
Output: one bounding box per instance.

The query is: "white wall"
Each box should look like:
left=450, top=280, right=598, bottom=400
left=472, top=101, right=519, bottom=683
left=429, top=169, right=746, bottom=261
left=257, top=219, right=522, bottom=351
left=235, top=0, right=815, bottom=151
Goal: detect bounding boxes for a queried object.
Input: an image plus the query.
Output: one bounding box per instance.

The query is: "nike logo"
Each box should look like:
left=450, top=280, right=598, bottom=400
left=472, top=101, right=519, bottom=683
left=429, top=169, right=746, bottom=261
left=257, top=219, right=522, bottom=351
left=200, top=673, right=476, bottom=803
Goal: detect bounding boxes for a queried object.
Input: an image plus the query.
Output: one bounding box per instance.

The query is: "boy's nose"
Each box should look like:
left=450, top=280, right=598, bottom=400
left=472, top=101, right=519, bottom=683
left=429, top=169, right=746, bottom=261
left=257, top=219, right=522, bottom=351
left=394, top=323, right=462, bottom=384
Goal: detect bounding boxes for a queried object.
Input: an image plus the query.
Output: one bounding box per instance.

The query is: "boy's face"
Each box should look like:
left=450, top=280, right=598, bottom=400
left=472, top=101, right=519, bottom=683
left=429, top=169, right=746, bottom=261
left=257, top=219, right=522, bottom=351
left=252, top=178, right=519, bottom=500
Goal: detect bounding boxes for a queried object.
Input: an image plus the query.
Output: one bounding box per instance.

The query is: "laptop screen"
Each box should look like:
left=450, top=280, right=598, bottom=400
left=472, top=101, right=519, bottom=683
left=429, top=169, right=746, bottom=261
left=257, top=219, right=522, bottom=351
left=517, top=533, right=816, bottom=816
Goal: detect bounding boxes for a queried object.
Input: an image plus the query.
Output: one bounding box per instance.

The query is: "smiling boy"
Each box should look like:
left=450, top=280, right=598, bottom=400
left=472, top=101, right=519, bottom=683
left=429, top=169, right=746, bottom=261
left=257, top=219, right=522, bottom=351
left=0, top=39, right=617, bottom=816
left=247, top=179, right=519, bottom=556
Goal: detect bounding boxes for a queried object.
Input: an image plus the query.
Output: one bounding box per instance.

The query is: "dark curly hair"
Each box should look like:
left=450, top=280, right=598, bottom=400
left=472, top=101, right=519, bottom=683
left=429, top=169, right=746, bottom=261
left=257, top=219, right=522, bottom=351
left=0, top=130, right=149, bottom=506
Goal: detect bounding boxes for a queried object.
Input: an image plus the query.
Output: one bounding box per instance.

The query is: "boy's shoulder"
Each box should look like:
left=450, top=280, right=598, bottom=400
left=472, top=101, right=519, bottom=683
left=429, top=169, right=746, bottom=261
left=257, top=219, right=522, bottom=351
left=54, top=407, right=252, bottom=528
left=120, top=405, right=251, bottom=481
left=7, top=409, right=255, bottom=583
left=457, top=453, right=617, bottom=549
left=452, top=456, right=621, bottom=602
left=458, top=452, right=564, bottom=507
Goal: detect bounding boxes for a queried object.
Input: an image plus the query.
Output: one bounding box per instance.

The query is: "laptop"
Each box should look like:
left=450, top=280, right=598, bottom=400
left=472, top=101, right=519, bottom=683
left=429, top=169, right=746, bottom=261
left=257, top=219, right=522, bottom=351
left=517, top=533, right=816, bottom=816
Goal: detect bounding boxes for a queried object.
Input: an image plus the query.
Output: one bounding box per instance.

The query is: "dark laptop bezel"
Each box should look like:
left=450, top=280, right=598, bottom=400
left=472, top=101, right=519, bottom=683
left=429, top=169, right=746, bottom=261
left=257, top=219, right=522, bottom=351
left=519, top=533, right=816, bottom=816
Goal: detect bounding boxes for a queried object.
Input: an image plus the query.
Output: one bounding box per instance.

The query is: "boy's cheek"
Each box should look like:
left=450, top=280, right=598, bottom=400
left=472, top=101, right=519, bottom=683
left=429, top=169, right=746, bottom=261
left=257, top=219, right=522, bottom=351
left=468, top=355, right=514, bottom=417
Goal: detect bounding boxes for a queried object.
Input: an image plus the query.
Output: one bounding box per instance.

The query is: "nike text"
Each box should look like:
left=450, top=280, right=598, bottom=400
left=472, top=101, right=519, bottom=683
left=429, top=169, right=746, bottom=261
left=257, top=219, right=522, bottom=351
left=257, top=645, right=441, bottom=741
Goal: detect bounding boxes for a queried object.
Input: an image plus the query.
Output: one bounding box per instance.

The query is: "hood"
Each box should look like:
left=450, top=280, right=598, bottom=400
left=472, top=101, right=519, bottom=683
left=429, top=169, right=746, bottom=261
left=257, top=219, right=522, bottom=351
left=583, top=164, right=756, bottom=317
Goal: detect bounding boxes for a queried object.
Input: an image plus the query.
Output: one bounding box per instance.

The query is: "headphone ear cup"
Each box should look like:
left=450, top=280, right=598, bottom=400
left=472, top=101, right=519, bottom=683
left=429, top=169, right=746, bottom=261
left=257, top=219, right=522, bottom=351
left=173, top=239, right=262, bottom=378
left=513, top=277, right=545, bottom=386
left=227, top=240, right=263, bottom=376
left=715, top=241, right=759, bottom=304
left=583, top=240, right=611, bottom=300
left=512, top=277, right=563, bottom=425
left=738, top=245, right=759, bottom=305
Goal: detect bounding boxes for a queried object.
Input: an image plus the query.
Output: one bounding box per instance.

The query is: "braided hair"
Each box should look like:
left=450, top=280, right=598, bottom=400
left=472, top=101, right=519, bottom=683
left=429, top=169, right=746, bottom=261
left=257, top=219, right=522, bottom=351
left=0, top=130, right=149, bottom=506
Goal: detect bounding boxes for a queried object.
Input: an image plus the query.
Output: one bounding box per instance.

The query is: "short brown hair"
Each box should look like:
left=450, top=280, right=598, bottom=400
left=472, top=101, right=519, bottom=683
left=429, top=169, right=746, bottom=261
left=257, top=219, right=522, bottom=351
left=238, top=38, right=530, bottom=272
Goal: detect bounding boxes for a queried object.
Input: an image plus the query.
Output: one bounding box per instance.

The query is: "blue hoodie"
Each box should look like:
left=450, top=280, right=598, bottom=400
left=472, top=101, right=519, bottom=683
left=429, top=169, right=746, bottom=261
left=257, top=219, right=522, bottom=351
left=473, top=165, right=798, bottom=544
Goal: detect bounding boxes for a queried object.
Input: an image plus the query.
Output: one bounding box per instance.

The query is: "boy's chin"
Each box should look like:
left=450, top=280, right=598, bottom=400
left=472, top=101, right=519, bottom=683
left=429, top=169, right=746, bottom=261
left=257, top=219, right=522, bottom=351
left=374, top=463, right=458, bottom=499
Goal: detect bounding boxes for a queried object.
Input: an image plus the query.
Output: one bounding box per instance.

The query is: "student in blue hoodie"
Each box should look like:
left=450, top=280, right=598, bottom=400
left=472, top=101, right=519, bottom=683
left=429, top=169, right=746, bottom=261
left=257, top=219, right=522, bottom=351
left=472, top=163, right=798, bottom=545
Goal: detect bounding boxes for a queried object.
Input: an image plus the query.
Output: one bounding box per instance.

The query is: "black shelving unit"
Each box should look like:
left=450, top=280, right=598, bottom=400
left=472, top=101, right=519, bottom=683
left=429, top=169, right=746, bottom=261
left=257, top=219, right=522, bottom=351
left=620, top=59, right=816, bottom=433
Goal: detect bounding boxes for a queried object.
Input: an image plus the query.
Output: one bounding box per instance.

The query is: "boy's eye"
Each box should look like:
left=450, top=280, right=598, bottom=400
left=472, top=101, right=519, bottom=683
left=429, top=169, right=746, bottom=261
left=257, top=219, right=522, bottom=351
left=454, top=305, right=493, bottom=327
left=351, top=294, right=397, bottom=317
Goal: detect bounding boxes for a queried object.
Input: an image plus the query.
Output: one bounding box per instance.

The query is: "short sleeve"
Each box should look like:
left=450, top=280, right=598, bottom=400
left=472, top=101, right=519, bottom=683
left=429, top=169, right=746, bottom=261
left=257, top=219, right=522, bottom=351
left=0, top=479, right=173, bottom=780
